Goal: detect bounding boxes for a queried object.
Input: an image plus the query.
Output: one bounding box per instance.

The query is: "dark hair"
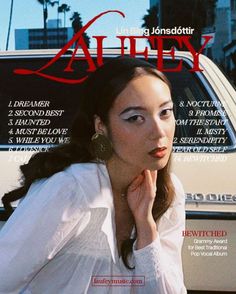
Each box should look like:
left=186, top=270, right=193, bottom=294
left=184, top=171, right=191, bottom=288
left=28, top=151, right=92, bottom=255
left=2, top=56, right=175, bottom=269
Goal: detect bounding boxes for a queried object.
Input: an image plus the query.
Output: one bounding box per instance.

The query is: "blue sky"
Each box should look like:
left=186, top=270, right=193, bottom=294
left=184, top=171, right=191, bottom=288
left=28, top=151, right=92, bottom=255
left=0, top=0, right=149, bottom=51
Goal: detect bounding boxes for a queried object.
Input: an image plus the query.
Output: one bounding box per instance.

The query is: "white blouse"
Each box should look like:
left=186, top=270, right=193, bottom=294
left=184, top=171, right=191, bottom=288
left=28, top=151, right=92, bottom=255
left=0, top=163, right=187, bottom=294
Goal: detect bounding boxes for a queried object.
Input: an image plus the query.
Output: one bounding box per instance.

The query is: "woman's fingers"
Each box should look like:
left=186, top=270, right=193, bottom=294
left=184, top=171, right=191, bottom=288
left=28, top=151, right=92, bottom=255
left=127, top=170, right=157, bottom=222
left=128, top=174, right=144, bottom=192
left=127, top=170, right=157, bottom=195
left=150, top=170, right=158, bottom=185
left=144, top=170, right=157, bottom=195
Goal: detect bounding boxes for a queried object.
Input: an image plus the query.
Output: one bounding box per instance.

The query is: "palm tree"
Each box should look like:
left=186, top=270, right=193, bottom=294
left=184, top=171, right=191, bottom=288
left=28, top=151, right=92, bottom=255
left=36, top=0, right=58, bottom=48
left=58, top=3, right=70, bottom=27
left=6, top=0, right=14, bottom=50
left=141, top=5, right=159, bottom=50
left=70, top=12, right=90, bottom=47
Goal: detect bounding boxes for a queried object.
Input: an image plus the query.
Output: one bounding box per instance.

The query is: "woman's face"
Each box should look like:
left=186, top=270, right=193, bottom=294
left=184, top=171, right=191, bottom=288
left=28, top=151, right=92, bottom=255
left=104, top=74, right=175, bottom=172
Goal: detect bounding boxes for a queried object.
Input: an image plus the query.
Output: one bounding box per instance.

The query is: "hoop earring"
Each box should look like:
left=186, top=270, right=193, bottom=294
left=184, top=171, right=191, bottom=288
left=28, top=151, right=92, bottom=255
left=90, top=133, right=113, bottom=161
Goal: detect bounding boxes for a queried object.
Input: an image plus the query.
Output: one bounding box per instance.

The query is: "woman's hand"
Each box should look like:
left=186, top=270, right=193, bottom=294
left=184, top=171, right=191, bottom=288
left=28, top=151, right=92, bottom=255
left=127, top=169, right=157, bottom=222
left=127, top=170, right=158, bottom=249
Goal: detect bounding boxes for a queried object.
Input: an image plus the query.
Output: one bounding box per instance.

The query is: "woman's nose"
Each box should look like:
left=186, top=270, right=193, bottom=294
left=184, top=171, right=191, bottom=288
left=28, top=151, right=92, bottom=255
left=148, top=118, right=165, bottom=140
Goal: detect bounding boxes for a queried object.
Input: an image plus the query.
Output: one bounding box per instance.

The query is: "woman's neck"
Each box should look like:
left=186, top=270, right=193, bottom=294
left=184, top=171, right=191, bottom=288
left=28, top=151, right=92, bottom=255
left=106, top=155, right=142, bottom=196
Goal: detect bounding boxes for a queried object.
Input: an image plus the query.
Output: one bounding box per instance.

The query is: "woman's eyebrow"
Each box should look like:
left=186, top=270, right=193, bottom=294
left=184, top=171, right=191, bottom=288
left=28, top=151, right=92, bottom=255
left=119, top=100, right=173, bottom=116
left=160, top=99, right=173, bottom=107
left=119, top=106, right=146, bottom=116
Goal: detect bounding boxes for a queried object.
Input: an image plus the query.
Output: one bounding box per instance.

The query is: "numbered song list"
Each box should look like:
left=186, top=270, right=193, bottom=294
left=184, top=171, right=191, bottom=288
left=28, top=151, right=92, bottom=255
left=7, top=100, right=70, bottom=145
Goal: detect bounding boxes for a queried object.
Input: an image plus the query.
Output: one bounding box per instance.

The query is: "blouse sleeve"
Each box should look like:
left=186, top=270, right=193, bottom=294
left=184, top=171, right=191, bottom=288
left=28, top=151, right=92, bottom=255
left=0, top=170, right=86, bottom=294
left=132, top=173, right=187, bottom=294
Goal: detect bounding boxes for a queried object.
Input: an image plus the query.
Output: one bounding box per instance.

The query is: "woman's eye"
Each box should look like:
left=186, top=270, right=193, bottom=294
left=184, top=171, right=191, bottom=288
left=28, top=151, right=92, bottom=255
left=160, top=108, right=173, bottom=117
left=125, top=115, right=144, bottom=123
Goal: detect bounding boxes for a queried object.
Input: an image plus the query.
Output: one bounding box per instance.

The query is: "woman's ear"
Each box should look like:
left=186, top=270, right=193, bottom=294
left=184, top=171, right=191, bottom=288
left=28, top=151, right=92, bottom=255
left=94, top=115, right=108, bottom=135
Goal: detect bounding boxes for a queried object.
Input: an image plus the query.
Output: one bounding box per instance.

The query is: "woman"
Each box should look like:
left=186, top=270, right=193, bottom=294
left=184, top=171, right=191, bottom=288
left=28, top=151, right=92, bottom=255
left=0, top=56, right=187, bottom=293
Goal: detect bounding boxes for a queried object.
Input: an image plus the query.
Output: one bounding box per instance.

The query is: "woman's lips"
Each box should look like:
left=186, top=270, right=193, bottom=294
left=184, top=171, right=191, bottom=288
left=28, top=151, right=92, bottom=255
left=148, top=147, right=167, bottom=158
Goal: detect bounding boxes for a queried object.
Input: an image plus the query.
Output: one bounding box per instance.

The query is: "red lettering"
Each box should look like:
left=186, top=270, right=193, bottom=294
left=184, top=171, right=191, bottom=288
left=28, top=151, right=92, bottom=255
left=150, top=36, right=183, bottom=72
left=14, top=10, right=125, bottom=84
left=182, top=36, right=213, bottom=71
left=64, top=37, right=96, bottom=73
left=118, top=36, right=149, bottom=59
left=93, top=36, right=107, bottom=66
left=13, top=11, right=213, bottom=84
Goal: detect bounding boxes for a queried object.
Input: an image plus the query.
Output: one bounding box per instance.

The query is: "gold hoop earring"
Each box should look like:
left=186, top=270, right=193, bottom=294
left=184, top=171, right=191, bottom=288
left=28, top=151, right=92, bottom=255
left=90, top=133, right=113, bottom=161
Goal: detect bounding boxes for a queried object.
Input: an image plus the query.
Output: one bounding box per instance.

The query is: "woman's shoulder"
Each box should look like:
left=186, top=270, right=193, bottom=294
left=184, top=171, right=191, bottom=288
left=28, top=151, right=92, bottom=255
left=19, top=163, right=101, bottom=209
left=6, top=166, right=91, bottom=229
left=65, top=162, right=105, bottom=185
left=21, top=168, right=80, bottom=206
left=31, top=162, right=100, bottom=189
left=65, top=162, right=100, bottom=176
left=30, top=167, right=77, bottom=193
left=65, top=163, right=112, bottom=208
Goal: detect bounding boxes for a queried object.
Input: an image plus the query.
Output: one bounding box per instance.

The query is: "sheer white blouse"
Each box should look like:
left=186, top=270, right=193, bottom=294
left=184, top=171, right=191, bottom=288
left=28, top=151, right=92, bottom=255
left=0, top=163, right=187, bottom=294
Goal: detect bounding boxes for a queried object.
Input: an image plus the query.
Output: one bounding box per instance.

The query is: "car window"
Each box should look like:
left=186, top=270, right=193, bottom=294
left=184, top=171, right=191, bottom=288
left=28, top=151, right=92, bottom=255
left=164, top=60, right=235, bottom=152
left=0, top=56, right=88, bottom=148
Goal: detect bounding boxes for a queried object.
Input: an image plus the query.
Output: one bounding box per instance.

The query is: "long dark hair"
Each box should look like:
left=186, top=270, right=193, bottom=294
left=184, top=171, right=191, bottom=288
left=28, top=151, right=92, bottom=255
left=2, top=56, right=175, bottom=269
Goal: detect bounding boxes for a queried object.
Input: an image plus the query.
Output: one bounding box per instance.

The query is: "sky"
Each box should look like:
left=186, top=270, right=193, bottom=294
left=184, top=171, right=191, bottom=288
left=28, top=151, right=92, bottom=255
left=0, top=0, right=149, bottom=51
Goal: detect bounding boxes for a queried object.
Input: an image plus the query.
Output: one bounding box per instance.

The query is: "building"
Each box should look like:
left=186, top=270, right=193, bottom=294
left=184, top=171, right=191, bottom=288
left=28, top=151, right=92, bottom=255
left=149, top=0, right=216, bottom=53
left=211, top=0, right=234, bottom=64
left=224, top=40, right=236, bottom=71
left=222, top=0, right=236, bottom=71
left=150, top=0, right=160, bottom=8
left=149, top=0, right=236, bottom=71
left=232, top=0, right=236, bottom=40
left=15, top=19, right=73, bottom=50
